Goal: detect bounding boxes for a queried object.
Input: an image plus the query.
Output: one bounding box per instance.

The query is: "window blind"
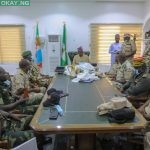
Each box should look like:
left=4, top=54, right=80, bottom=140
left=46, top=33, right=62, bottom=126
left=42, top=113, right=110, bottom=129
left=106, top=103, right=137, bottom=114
left=90, top=24, right=142, bottom=64
left=0, top=25, right=25, bottom=63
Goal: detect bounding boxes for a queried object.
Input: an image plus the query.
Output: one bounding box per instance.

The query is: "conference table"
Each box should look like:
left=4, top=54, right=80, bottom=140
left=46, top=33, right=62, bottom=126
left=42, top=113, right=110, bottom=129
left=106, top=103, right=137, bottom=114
left=30, top=74, right=147, bottom=150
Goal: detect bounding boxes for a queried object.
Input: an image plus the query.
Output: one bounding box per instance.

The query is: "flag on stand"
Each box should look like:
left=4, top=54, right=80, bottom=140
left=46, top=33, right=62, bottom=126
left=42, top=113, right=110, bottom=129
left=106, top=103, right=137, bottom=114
left=61, top=23, right=71, bottom=66
left=35, top=23, right=42, bottom=68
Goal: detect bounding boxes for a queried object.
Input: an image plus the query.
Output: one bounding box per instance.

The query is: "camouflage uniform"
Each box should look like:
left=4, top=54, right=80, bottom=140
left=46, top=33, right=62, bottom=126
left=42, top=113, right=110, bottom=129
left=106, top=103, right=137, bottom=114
left=112, top=60, right=134, bottom=89
left=108, top=63, right=121, bottom=76
left=12, top=69, right=43, bottom=106
left=123, top=73, right=150, bottom=96
left=121, top=40, right=137, bottom=62
left=143, top=41, right=150, bottom=73
left=0, top=85, right=37, bottom=115
left=116, top=59, right=135, bottom=82
left=144, top=132, right=150, bottom=150
left=29, top=61, right=49, bottom=91
left=0, top=111, right=34, bottom=148
left=0, top=81, right=14, bottom=105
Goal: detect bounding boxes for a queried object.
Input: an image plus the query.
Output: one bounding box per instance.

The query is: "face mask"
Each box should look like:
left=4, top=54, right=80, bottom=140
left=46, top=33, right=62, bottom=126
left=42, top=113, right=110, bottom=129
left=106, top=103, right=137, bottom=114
left=3, top=80, right=11, bottom=86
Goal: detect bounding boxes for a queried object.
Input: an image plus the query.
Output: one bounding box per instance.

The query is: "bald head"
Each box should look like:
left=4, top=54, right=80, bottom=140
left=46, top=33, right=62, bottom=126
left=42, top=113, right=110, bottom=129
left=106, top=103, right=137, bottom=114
left=118, top=52, right=126, bottom=64
left=19, top=59, right=31, bottom=73
left=115, top=34, right=120, bottom=43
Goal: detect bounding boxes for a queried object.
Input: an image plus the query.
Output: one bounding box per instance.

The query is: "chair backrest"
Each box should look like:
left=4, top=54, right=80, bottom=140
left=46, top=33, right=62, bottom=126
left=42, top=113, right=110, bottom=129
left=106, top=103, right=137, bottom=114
left=68, top=51, right=90, bottom=63
left=11, top=137, right=38, bottom=150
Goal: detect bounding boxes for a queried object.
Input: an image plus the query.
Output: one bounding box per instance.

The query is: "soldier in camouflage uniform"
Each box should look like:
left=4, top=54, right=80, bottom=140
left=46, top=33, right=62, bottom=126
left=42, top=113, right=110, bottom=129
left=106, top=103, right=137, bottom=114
left=0, top=109, right=34, bottom=148
left=22, top=51, right=50, bottom=90
left=112, top=53, right=135, bottom=89
left=12, top=59, right=44, bottom=107
left=121, top=59, right=150, bottom=97
left=143, top=40, right=150, bottom=73
left=0, top=66, right=38, bottom=114
left=106, top=52, right=121, bottom=79
left=116, top=53, right=135, bottom=83
left=121, top=33, right=137, bottom=63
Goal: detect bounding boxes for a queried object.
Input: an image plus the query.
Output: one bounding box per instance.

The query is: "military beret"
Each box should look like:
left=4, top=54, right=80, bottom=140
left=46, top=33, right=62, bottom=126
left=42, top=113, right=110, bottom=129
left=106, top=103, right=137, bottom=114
left=133, top=57, right=145, bottom=68
left=22, top=51, right=32, bottom=58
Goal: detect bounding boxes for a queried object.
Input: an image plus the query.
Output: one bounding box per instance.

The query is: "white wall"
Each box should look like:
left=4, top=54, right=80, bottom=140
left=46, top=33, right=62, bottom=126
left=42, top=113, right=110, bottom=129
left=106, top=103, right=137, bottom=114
left=0, top=2, right=144, bottom=51
left=143, top=0, right=150, bottom=32
left=0, top=2, right=144, bottom=74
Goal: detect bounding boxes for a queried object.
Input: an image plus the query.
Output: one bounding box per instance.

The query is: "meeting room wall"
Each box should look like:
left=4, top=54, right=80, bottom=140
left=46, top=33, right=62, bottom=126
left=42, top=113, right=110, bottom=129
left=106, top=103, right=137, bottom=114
left=0, top=1, right=144, bottom=74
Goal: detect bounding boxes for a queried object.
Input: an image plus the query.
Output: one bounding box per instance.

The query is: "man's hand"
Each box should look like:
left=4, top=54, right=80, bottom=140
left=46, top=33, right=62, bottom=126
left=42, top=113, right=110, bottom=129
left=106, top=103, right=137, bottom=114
left=138, top=107, right=144, bottom=114
left=9, top=113, right=21, bottom=122
left=19, top=97, right=29, bottom=103
left=0, top=110, right=21, bottom=122
left=32, top=87, right=40, bottom=93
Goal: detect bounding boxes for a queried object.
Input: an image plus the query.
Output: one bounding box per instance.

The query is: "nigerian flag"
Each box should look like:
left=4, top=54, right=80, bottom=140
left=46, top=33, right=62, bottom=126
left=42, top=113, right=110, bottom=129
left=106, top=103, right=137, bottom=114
left=61, top=23, right=70, bottom=66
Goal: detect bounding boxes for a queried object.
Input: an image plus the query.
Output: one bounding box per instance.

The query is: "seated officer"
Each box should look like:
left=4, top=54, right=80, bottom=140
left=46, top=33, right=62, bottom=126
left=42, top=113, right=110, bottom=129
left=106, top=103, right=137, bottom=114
left=115, top=52, right=135, bottom=84
left=72, top=46, right=90, bottom=65
left=106, top=52, right=121, bottom=79
left=12, top=59, right=44, bottom=106
left=111, top=53, right=134, bottom=90
left=121, top=59, right=150, bottom=103
left=0, top=66, right=38, bottom=114
left=22, top=50, right=49, bottom=89
left=0, top=103, right=34, bottom=148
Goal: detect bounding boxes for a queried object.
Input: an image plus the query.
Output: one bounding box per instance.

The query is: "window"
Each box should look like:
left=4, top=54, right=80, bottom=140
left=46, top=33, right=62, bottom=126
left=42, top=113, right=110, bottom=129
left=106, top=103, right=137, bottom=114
left=90, top=24, right=142, bottom=64
left=0, top=25, right=25, bottom=63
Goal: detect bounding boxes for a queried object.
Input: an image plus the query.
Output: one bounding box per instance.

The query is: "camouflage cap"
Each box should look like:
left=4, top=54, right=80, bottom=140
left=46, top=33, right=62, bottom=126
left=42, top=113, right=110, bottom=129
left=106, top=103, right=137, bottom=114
left=124, top=33, right=130, bottom=37
left=22, top=51, right=32, bottom=58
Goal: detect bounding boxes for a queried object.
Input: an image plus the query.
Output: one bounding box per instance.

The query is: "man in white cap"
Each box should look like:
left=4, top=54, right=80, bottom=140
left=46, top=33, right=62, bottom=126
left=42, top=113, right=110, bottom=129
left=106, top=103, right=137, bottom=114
left=72, top=46, right=89, bottom=65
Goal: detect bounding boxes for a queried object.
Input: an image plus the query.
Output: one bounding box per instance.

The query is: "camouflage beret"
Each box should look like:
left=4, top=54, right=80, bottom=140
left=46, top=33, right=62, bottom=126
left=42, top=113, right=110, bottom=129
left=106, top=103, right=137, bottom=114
left=22, top=51, right=32, bottom=58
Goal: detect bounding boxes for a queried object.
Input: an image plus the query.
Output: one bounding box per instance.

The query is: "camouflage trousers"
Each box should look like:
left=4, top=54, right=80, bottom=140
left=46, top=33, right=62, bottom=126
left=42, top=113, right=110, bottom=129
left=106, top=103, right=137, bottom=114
left=17, top=92, right=43, bottom=114
left=17, top=105, right=38, bottom=115
left=40, top=87, right=46, bottom=94
left=28, top=92, right=44, bottom=105
left=2, top=115, right=32, bottom=132
left=1, top=130, right=34, bottom=148
left=144, top=58, right=150, bottom=73
left=39, top=78, right=50, bottom=88
left=144, top=132, right=150, bottom=150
